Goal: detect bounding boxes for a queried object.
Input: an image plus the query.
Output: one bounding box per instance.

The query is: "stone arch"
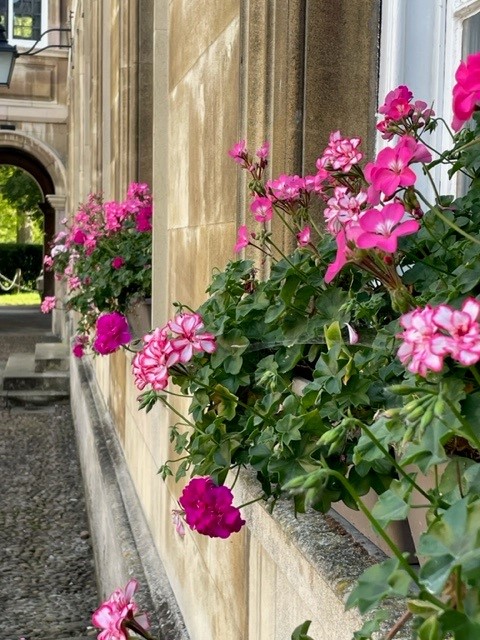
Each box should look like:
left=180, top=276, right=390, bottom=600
left=0, top=131, right=67, bottom=298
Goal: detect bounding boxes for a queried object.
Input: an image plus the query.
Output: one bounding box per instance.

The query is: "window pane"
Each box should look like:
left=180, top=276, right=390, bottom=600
left=12, top=0, right=42, bottom=41
left=462, top=11, right=480, bottom=56
left=0, top=0, right=8, bottom=30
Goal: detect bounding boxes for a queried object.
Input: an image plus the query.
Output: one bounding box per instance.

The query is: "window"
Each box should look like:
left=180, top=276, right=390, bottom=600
left=0, top=0, right=47, bottom=47
left=379, top=0, right=480, bottom=197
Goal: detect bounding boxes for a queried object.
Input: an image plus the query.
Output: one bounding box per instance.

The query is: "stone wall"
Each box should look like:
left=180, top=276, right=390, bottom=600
left=67, top=1, right=384, bottom=638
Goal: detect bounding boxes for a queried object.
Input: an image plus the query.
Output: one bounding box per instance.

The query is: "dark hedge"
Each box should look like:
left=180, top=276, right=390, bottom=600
left=0, top=243, right=43, bottom=292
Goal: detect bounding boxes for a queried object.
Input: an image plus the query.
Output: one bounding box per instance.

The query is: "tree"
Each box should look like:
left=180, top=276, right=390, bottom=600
left=0, top=165, right=43, bottom=243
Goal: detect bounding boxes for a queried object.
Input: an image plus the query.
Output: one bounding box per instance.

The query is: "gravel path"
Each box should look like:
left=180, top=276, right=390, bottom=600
left=0, top=324, right=98, bottom=640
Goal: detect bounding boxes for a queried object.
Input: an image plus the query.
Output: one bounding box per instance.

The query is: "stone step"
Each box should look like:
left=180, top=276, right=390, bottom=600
left=34, top=341, right=70, bottom=372
left=0, top=388, right=70, bottom=407
left=2, top=353, right=70, bottom=392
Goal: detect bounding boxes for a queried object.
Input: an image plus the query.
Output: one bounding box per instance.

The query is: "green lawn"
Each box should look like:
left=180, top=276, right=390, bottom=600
left=0, top=291, right=41, bottom=306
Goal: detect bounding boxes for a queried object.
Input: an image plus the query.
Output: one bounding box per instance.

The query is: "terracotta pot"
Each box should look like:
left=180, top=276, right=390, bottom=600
left=331, top=490, right=416, bottom=561
left=126, top=298, right=152, bottom=340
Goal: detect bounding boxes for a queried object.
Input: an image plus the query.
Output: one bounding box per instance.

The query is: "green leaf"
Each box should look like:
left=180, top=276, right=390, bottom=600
left=417, top=615, right=441, bottom=640
left=371, top=478, right=413, bottom=527
left=291, top=620, right=315, bottom=640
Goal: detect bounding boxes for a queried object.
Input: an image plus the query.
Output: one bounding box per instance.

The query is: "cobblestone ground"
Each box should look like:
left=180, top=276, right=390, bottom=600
left=0, top=332, right=98, bottom=640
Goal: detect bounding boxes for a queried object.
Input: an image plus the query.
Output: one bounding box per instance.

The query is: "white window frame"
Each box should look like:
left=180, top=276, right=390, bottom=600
left=378, top=0, right=480, bottom=198
left=5, top=0, right=48, bottom=50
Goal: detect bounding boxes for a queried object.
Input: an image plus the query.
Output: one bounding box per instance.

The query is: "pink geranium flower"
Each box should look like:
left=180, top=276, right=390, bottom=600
left=317, top=131, right=363, bottom=173
left=234, top=225, right=250, bottom=253
left=324, top=224, right=362, bottom=283
left=132, top=327, right=171, bottom=391
left=452, top=52, right=480, bottom=131
left=256, top=141, right=270, bottom=160
left=92, top=579, right=150, bottom=640
left=323, top=186, right=367, bottom=234
left=93, top=312, right=132, bottom=355
left=40, top=296, right=56, bottom=314
left=378, top=85, right=414, bottom=121
left=356, top=202, right=420, bottom=253
left=266, top=174, right=305, bottom=202
left=228, top=140, right=247, bottom=164
left=397, top=306, right=450, bottom=377
left=179, top=476, right=245, bottom=539
left=111, top=256, right=125, bottom=270
left=167, top=313, right=216, bottom=364
left=432, top=298, right=480, bottom=366
left=250, top=196, right=273, bottom=223
left=296, top=226, right=311, bottom=247
left=365, top=136, right=431, bottom=197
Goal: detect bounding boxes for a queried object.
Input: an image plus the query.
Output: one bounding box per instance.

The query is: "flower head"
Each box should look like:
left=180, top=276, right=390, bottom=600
left=234, top=225, right=250, bottom=253
left=228, top=140, right=247, bottom=164
left=179, top=476, right=245, bottom=538
left=250, top=196, right=273, bottom=223
left=40, top=296, right=56, bottom=314
left=296, top=226, right=311, bottom=247
left=356, top=202, right=420, bottom=253
left=92, top=579, right=150, bottom=640
left=112, top=256, right=125, bottom=270
left=452, top=52, right=480, bottom=131
left=93, top=312, right=132, bottom=355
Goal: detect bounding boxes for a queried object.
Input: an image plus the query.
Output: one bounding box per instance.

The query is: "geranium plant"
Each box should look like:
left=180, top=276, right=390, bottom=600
left=45, top=183, right=153, bottom=356
left=118, top=51, right=480, bottom=640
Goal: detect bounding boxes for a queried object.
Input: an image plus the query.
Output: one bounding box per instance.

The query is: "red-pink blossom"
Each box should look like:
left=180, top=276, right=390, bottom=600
left=297, top=226, right=311, bottom=247
left=234, top=225, right=250, bottom=253
left=356, top=202, right=420, bottom=253
left=72, top=340, right=85, bottom=359
left=111, top=256, right=125, bottom=270
left=167, top=313, right=216, bottom=364
left=72, top=229, right=87, bottom=245
left=452, top=52, right=480, bottom=131
left=135, top=204, right=153, bottom=232
left=256, top=141, right=270, bottom=160
left=43, top=255, right=54, bottom=269
left=40, top=296, right=56, bottom=314
left=93, top=312, right=132, bottom=355
left=317, top=131, right=363, bottom=173
left=228, top=140, right=247, bottom=164
left=92, top=579, right=150, bottom=640
left=324, top=224, right=362, bottom=283
left=378, top=85, right=414, bottom=121
left=179, top=476, right=245, bottom=539
left=266, top=174, right=305, bottom=202
left=250, top=196, right=273, bottom=222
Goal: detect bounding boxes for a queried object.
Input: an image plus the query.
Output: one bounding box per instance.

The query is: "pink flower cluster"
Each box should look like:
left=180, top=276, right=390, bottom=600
left=92, top=579, right=150, bottom=640
left=132, top=313, right=216, bottom=391
left=40, top=295, right=56, bottom=314
left=376, top=85, right=434, bottom=140
left=93, top=312, right=132, bottom=355
left=397, top=298, right=480, bottom=377
left=452, top=51, right=480, bottom=131
left=178, top=476, right=245, bottom=539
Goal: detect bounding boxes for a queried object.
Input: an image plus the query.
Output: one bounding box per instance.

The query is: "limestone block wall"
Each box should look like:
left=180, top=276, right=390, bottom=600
left=66, top=0, right=385, bottom=638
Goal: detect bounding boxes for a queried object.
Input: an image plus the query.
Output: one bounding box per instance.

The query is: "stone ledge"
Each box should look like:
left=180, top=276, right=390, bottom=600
left=70, top=354, right=190, bottom=640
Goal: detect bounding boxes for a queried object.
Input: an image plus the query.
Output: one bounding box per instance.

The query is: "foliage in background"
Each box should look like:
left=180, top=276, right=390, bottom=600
left=0, top=243, right=43, bottom=291
left=0, top=165, right=43, bottom=244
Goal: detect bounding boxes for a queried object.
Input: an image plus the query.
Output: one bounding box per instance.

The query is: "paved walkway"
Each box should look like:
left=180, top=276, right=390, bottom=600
left=0, top=305, right=98, bottom=640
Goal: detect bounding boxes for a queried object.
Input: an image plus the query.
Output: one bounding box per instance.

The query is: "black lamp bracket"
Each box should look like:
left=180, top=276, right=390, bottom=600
left=17, top=27, right=72, bottom=57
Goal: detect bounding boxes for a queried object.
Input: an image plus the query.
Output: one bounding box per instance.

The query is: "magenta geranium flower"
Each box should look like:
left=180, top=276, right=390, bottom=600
left=296, top=226, right=311, bottom=247
left=93, top=312, right=132, bottom=355
left=167, top=312, right=216, bottom=364
left=378, top=85, right=414, bottom=121
left=432, top=298, right=480, bottom=366
left=234, top=225, right=250, bottom=253
left=92, top=579, right=150, bottom=640
left=250, top=196, right=273, bottom=223
left=356, top=203, right=420, bottom=253
left=317, top=130, right=363, bottom=173
left=452, top=52, right=480, bottom=131
left=179, top=476, right=245, bottom=538
left=132, top=327, right=171, bottom=391
left=228, top=140, right=247, bottom=164
left=397, top=306, right=450, bottom=377
left=111, top=256, right=125, bottom=270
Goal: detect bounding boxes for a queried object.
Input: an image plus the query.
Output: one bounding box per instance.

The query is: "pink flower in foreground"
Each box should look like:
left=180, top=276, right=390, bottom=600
left=92, top=579, right=150, bottom=640
left=324, top=224, right=363, bottom=283
left=234, top=225, right=250, bottom=253
left=168, top=313, right=216, bottom=364
left=135, top=204, right=153, bottom=232
left=323, top=186, right=367, bottom=234
left=72, top=341, right=85, bottom=359
left=111, top=256, right=125, bottom=270
left=179, top=477, right=245, bottom=538
left=356, top=202, right=420, bottom=253
left=364, top=136, right=430, bottom=197
left=266, top=174, right=305, bottom=202
left=93, top=312, right=132, bottom=355
left=40, top=296, right=56, bottom=314
left=256, top=141, right=270, bottom=160
left=397, top=306, right=450, bottom=377
left=250, top=196, right=273, bottom=223
left=432, top=298, right=480, bottom=366
left=452, top=52, right=480, bottom=131
left=297, top=226, right=311, bottom=247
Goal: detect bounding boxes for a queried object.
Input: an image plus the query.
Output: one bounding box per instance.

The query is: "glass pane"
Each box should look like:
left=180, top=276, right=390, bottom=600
left=0, top=0, right=8, bottom=30
left=12, top=0, right=42, bottom=41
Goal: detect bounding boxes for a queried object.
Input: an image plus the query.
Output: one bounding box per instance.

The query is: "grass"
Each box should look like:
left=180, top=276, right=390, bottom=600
left=0, top=291, right=41, bottom=306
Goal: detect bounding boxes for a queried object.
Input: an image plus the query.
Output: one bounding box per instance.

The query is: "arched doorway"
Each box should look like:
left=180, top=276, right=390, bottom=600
left=0, top=132, right=67, bottom=299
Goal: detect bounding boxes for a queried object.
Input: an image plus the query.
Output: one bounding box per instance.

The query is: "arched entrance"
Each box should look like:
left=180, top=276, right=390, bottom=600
left=0, top=132, right=67, bottom=299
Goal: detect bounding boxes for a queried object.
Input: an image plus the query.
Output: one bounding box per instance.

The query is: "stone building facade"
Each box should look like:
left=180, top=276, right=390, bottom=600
left=4, top=0, right=475, bottom=638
